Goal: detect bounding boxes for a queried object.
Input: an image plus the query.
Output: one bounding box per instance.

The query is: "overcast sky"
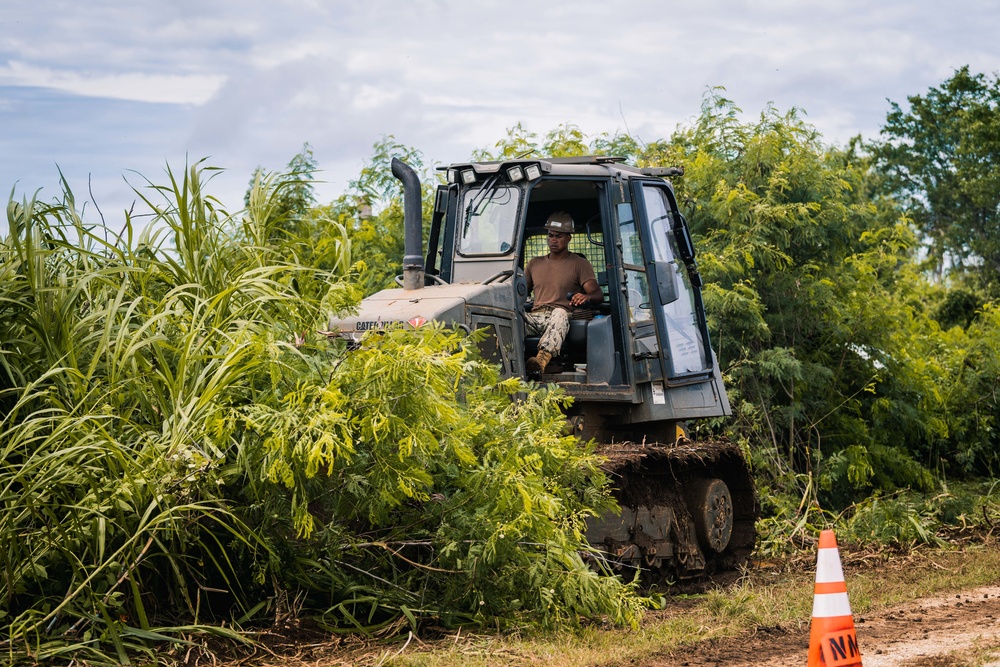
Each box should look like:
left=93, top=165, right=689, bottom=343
left=3, top=1, right=999, bottom=232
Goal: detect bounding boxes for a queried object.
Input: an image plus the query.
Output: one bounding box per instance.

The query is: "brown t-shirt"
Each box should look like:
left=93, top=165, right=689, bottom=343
left=525, top=253, right=598, bottom=310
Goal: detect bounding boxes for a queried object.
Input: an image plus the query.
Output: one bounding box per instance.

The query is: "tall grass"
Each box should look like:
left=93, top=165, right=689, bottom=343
left=0, top=163, right=647, bottom=664
left=0, top=163, right=326, bottom=663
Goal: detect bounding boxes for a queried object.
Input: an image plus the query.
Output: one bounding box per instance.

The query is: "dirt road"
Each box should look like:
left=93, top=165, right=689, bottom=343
left=648, top=586, right=1000, bottom=667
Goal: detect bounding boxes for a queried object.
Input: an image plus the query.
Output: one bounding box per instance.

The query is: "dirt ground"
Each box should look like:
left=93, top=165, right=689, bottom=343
left=647, top=585, right=1000, bottom=667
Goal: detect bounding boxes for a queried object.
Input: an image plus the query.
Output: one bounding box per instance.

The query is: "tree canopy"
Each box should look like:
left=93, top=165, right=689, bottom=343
left=872, top=66, right=1000, bottom=295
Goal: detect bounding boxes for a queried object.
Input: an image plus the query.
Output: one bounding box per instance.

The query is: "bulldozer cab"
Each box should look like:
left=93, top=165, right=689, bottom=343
left=424, top=156, right=730, bottom=425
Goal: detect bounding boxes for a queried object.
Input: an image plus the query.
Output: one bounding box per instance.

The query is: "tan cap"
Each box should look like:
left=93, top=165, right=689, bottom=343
left=544, top=210, right=574, bottom=234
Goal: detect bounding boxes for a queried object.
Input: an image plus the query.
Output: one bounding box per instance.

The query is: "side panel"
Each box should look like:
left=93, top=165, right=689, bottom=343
left=469, top=310, right=518, bottom=379
left=439, top=184, right=459, bottom=282
left=464, top=283, right=521, bottom=378
left=636, top=183, right=712, bottom=378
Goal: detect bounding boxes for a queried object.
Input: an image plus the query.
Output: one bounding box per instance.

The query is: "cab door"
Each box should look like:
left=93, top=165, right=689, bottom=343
left=633, top=180, right=713, bottom=380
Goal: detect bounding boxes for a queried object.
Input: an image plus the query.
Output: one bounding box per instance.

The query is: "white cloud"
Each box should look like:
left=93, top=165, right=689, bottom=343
left=0, top=61, right=225, bottom=104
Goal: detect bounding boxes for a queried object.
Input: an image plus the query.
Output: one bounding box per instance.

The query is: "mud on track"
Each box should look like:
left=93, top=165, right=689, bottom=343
left=643, top=586, right=1000, bottom=667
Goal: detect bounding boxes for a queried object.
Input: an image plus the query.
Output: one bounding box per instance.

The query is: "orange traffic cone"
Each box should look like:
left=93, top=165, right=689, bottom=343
left=807, top=530, right=862, bottom=667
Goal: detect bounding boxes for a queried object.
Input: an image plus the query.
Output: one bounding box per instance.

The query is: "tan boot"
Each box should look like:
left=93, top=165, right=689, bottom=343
left=526, top=350, right=553, bottom=378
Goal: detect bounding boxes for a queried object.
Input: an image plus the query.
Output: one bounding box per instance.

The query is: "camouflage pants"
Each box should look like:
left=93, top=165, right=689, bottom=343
left=524, top=307, right=571, bottom=356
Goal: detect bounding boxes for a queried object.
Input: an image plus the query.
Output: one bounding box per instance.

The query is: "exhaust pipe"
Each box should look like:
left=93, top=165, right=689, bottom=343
left=391, top=158, right=425, bottom=291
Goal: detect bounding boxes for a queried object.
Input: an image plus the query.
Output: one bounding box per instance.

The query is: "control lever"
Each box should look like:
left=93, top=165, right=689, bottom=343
left=567, top=291, right=590, bottom=308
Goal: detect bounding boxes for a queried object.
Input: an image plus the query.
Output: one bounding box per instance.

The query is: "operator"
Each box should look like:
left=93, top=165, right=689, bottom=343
left=523, top=211, right=604, bottom=377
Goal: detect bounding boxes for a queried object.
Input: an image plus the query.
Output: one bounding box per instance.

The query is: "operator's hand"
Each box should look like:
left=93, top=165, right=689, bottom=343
left=569, top=292, right=591, bottom=307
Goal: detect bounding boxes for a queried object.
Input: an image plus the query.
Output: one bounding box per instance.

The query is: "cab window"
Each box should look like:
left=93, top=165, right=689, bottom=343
left=458, top=185, right=520, bottom=255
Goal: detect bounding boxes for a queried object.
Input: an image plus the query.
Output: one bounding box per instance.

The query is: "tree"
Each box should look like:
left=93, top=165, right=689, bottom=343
left=243, top=144, right=355, bottom=308
left=474, top=123, right=641, bottom=162
left=872, top=66, right=1000, bottom=293
left=542, top=123, right=589, bottom=157
left=244, top=142, right=318, bottom=240
left=666, top=93, right=945, bottom=503
left=472, top=122, right=539, bottom=161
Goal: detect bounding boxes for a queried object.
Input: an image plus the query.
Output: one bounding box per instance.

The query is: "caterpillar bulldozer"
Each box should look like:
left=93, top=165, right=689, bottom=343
left=325, top=156, right=757, bottom=581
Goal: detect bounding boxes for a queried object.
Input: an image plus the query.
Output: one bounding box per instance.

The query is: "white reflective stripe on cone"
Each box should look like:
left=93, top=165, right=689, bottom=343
left=815, top=548, right=845, bottom=583
left=812, top=591, right=853, bottom=618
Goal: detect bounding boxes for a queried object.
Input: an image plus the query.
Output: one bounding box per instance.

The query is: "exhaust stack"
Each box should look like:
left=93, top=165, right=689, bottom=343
left=391, top=158, right=425, bottom=291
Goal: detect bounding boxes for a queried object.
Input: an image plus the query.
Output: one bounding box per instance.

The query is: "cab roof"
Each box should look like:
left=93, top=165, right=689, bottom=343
left=438, top=155, right=683, bottom=180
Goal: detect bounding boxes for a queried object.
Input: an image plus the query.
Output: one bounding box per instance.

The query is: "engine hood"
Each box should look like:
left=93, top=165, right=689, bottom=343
left=326, top=282, right=502, bottom=339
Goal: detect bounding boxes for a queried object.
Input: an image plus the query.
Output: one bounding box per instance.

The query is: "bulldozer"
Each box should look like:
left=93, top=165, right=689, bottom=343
left=325, top=156, right=757, bottom=581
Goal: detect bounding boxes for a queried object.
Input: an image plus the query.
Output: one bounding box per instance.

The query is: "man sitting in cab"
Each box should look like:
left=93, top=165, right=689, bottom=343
left=524, top=211, right=604, bottom=377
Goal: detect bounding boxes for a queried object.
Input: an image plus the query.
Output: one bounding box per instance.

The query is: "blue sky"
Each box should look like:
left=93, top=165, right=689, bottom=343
left=2, top=1, right=1000, bottom=233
